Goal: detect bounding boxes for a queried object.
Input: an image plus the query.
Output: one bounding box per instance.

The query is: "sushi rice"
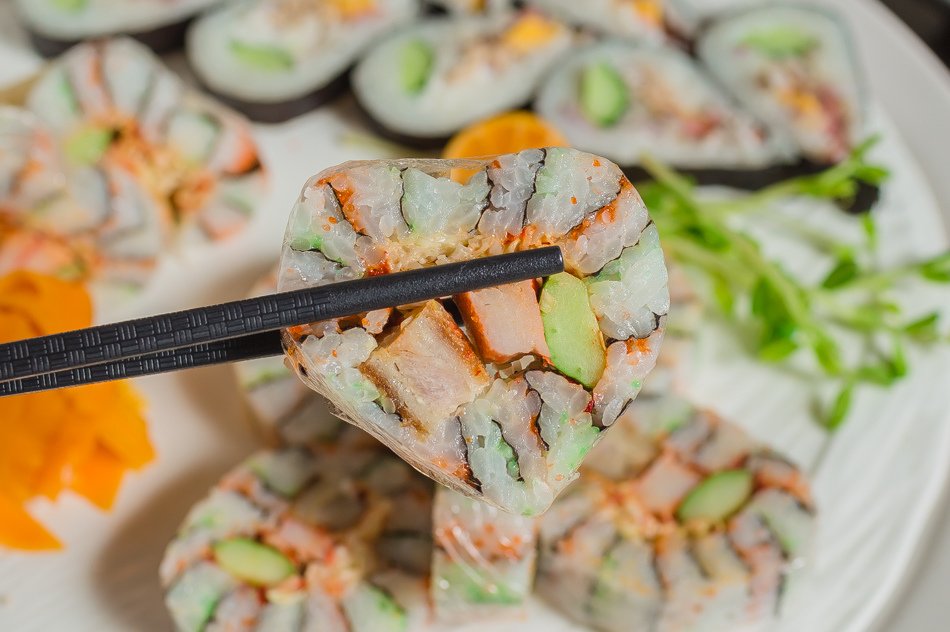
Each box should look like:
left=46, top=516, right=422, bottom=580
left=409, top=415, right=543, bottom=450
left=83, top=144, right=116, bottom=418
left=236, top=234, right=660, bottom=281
left=187, top=0, right=421, bottom=121
left=352, top=11, right=575, bottom=145
left=160, top=436, right=435, bottom=632
left=431, top=487, right=537, bottom=622
left=4, top=38, right=266, bottom=294
left=277, top=147, right=669, bottom=516
left=697, top=3, right=866, bottom=165
left=664, top=0, right=774, bottom=37
left=535, top=40, right=794, bottom=172
left=537, top=394, right=816, bottom=632
left=525, top=0, right=665, bottom=42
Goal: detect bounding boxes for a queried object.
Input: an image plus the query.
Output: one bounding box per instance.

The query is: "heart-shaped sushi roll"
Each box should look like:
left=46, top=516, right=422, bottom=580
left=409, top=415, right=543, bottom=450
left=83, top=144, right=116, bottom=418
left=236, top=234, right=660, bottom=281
left=161, top=438, right=434, bottom=632
left=187, top=0, right=421, bottom=122
left=538, top=396, right=815, bottom=631
left=698, top=4, right=866, bottom=166
left=278, top=148, right=670, bottom=515
left=5, top=38, right=265, bottom=296
left=352, top=11, right=575, bottom=147
left=14, top=0, right=223, bottom=57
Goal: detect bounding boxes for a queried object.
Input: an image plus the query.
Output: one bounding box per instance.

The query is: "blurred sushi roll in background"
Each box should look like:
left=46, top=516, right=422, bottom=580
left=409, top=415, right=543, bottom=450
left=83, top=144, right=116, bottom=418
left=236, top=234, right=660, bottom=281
left=187, top=0, right=422, bottom=123
left=161, top=442, right=434, bottom=632
left=431, top=487, right=537, bottom=622
left=14, top=0, right=223, bottom=57
left=426, top=0, right=513, bottom=15
left=525, top=0, right=665, bottom=42
left=664, top=0, right=774, bottom=38
left=535, top=40, right=796, bottom=187
left=277, top=148, right=669, bottom=515
left=352, top=11, right=574, bottom=147
left=1, top=38, right=266, bottom=297
left=697, top=4, right=865, bottom=166
left=537, top=395, right=815, bottom=632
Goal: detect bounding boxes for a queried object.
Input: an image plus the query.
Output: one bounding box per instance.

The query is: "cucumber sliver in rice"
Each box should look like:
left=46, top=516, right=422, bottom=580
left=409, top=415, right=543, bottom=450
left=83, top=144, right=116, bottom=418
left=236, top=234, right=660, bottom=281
left=676, top=470, right=754, bottom=523
left=213, top=538, right=295, bottom=587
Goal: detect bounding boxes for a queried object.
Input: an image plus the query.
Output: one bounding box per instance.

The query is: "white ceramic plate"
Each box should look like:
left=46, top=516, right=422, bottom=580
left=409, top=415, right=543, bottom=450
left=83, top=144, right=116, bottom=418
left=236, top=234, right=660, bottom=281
left=1, top=1, right=950, bottom=631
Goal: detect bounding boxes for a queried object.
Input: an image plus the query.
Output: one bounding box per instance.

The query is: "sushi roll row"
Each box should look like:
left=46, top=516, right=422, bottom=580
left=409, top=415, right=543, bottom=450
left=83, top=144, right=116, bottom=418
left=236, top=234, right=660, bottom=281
left=160, top=436, right=435, bottom=632
left=187, top=0, right=422, bottom=123
left=352, top=10, right=574, bottom=147
left=537, top=395, right=815, bottom=632
left=431, top=487, right=537, bottom=622
left=277, top=147, right=669, bottom=515
left=0, top=38, right=265, bottom=296
left=14, top=0, right=222, bottom=57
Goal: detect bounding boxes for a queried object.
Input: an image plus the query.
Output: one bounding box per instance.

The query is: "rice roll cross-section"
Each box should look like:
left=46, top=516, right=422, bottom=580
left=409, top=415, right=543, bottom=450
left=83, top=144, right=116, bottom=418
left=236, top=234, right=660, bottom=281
left=525, top=0, right=665, bottom=42
left=14, top=0, right=223, bottom=57
left=277, top=147, right=670, bottom=516
left=537, top=396, right=816, bottom=632
left=22, top=38, right=266, bottom=292
left=431, top=487, right=537, bottom=622
left=160, top=444, right=434, bottom=632
left=187, top=0, right=421, bottom=123
left=352, top=11, right=575, bottom=147
left=697, top=4, right=866, bottom=165
left=535, top=40, right=795, bottom=186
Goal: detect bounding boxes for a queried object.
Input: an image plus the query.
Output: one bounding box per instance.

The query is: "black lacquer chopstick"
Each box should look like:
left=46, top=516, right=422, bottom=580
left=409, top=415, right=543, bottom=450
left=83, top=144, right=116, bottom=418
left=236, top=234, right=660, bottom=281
left=0, top=247, right=564, bottom=396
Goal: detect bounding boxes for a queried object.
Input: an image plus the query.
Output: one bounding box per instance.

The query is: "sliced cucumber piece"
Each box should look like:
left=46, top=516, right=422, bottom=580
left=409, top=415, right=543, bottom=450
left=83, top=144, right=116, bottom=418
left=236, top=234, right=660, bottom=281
left=230, top=41, right=295, bottom=71
left=212, top=538, right=295, bottom=587
left=400, top=39, right=434, bottom=95
left=540, top=272, right=606, bottom=388
left=51, top=0, right=87, bottom=11
left=676, top=470, right=754, bottom=523
left=742, top=27, right=819, bottom=59
left=580, top=62, right=628, bottom=128
left=64, top=127, right=113, bottom=166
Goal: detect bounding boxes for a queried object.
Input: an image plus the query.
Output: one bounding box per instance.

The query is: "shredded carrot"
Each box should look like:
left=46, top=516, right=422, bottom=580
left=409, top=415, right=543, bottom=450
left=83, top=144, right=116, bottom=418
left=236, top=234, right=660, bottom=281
left=0, top=271, right=154, bottom=552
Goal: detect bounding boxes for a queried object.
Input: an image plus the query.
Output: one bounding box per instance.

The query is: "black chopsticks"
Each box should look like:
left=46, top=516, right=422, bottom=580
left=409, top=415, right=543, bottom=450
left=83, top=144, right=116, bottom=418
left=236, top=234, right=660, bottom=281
left=0, top=247, right=564, bottom=397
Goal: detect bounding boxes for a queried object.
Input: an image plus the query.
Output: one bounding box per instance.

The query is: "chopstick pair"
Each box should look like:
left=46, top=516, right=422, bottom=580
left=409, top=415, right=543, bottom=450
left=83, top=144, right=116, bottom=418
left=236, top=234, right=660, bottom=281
left=0, top=247, right=565, bottom=397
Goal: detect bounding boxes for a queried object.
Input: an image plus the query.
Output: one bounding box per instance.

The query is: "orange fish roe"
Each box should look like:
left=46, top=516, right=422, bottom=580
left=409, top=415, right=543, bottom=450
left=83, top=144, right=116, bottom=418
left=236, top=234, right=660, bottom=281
left=0, top=271, right=154, bottom=551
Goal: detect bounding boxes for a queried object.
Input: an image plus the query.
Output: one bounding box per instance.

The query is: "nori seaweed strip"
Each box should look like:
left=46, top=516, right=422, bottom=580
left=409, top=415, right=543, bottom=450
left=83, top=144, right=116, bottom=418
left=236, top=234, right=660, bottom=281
left=28, top=18, right=194, bottom=58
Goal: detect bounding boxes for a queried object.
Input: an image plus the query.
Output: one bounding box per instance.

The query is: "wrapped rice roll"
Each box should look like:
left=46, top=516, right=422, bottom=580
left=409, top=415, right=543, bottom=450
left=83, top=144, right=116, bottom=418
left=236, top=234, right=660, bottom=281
left=161, top=445, right=434, bottom=632
left=17, top=38, right=266, bottom=293
left=538, top=397, right=815, bottom=632
left=14, top=0, right=222, bottom=57
left=431, top=488, right=537, bottom=622
left=535, top=41, right=795, bottom=187
left=187, top=0, right=421, bottom=123
left=697, top=4, right=865, bottom=165
left=525, top=0, right=665, bottom=42
left=352, top=11, right=575, bottom=147
left=278, top=147, right=669, bottom=515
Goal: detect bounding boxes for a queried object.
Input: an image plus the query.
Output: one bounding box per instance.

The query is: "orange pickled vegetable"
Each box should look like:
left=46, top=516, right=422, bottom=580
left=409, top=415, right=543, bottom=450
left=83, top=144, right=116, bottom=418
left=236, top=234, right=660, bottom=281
left=0, top=271, right=154, bottom=551
left=443, top=111, right=568, bottom=182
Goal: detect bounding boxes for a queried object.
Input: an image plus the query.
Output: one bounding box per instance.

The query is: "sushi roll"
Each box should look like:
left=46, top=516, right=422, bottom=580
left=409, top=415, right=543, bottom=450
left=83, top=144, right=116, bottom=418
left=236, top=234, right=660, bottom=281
left=352, top=11, right=575, bottom=147
left=277, top=147, right=670, bottom=515
left=535, top=40, right=796, bottom=187
left=431, top=487, right=537, bottom=622
left=537, top=396, right=815, bottom=632
left=426, top=0, right=513, bottom=15
left=664, top=0, right=774, bottom=38
left=16, top=38, right=266, bottom=293
left=160, top=444, right=434, bottom=632
left=187, top=0, right=422, bottom=123
left=14, top=0, right=222, bottom=57
left=524, top=0, right=665, bottom=42
left=697, top=4, right=866, bottom=166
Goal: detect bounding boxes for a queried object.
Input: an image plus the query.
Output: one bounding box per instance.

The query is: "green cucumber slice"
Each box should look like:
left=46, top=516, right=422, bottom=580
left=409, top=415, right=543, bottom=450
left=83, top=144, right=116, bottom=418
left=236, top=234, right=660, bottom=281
left=51, top=0, right=88, bottom=11
left=400, top=39, right=434, bottom=94
left=580, top=62, right=629, bottom=128
left=231, top=41, right=295, bottom=72
left=212, top=538, right=295, bottom=587
left=64, top=127, right=114, bottom=166
left=540, top=272, right=606, bottom=388
left=742, top=27, right=819, bottom=59
left=676, top=470, right=754, bottom=523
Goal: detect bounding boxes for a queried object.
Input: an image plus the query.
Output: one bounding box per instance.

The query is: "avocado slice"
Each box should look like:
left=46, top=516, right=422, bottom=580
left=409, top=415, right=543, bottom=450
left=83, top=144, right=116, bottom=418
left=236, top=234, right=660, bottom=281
left=231, top=40, right=295, bottom=71
left=742, top=27, right=819, bottom=59
left=676, top=470, right=754, bottom=523
left=64, top=127, right=114, bottom=166
left=540, top=272, right=606, bottom=388
left=212, top=538, right=295, bottom=587
left=400, top=39, right=434, bottom=95
left=580, top=62, right=628, bottom=128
